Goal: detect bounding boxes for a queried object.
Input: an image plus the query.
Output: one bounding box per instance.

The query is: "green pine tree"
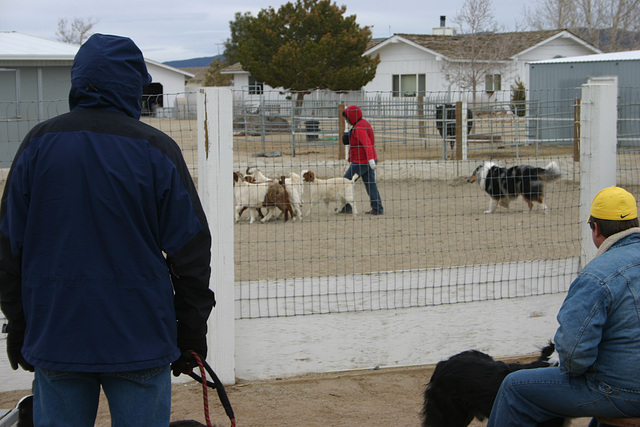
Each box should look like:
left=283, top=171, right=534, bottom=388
left=226, top=0, right=380, bottom=101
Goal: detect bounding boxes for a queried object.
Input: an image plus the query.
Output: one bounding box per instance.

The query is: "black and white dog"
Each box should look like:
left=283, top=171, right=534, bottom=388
left=468, top=161, right=561, bottom=214
left=421, top=342, right=566, bottom=427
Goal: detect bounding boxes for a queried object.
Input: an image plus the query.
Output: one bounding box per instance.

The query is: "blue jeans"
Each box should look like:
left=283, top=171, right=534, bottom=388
left=33, top=365, right=171, bottom=426
left=344, top=162, right=383, bottom=213
left=487, top=367, right=640, bottom=426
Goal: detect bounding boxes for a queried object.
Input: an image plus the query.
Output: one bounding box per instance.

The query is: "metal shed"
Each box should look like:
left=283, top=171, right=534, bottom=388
left=529, top=50, right=640, bottom=146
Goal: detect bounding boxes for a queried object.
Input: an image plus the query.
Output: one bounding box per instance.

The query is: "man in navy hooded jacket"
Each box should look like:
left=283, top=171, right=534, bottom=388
left=0, top=34, right=215, bottom=425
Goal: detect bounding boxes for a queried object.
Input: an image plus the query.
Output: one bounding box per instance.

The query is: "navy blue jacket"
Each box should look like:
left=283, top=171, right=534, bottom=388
left=0, top=34, right=214, bottom=372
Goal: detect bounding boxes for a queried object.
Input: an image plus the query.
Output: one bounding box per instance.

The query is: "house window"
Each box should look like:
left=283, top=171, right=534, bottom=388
left=485, top=74, right=501, bottom=92
left=392, top=74, right=425, bottom=97
left=248, top=75, right=263, bottom=95
left=0, top=69, right=20, bottom=119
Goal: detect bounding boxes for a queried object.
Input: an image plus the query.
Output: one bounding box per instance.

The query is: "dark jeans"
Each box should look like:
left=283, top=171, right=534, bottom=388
left=33, top=365, right=171, bottom=426
left=344, top=162, right=383, bottom=213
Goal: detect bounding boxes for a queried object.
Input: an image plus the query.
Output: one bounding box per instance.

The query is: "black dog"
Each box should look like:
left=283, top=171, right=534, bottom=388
left=421, top=342, right=565, bottom=427
left=435, top=104, right=473, bottom=149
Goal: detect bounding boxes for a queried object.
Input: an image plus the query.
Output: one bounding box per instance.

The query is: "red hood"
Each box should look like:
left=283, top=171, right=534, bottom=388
left=344, top=105, right=363, bottom=125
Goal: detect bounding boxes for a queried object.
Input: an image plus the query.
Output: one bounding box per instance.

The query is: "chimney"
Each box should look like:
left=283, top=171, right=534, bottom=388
left=433, top=15, right=456, bottom=36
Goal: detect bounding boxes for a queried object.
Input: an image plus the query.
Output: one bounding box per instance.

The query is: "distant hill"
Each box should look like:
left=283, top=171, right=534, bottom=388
left=164, top=55, right=223, bottom=68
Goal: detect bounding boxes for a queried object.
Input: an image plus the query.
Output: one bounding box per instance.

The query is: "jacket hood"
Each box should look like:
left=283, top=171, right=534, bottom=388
left=69, top=34, right=152, bottom=119
left=344, top=105, right=363, bottom=125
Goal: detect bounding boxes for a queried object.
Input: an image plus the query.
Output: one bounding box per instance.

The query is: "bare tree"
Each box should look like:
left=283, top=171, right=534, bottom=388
left=524, top=0, right=640, bottom=51
left=454, top=0, right=500, bottom=34
left=56, top=17, right=99, bottom=45
left=442, top=0, right=512, bottom=101
left=524, top=0, right=581, bottom=30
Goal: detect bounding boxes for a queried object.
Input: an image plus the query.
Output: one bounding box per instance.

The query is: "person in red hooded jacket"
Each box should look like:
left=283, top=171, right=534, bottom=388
left=340, top=105, right=384, bottom=215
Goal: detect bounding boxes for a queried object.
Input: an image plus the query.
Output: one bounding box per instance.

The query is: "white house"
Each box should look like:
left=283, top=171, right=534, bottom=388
left=222, top=25, right=600, bottom=104
left=364, top=29, right=600, bottom=102
left=0, top=31, right=194, bottom=166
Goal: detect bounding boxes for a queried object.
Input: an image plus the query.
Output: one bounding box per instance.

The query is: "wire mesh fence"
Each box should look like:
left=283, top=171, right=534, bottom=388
left=231, top=89, right=589, bottom=319
left=1, top=87, right=639, bottom=325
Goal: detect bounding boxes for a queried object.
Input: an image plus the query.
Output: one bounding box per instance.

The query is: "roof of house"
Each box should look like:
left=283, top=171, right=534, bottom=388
left=0, top=30, right=78, bottom=60
left=145, top=59, right=195, bottom=78
left=531, top=49, right=640, bottom=64
left=365, top=29, right=601, bottom=60
left=0, top=31, right=193, bottom=78
left=220, top=62, right=246, bottom=74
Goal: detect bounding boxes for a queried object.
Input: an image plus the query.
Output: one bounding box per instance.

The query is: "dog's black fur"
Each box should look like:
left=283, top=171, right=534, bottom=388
left=435, top=104, right=474, bottom=149
left=421, top=343, right=565, bottom=427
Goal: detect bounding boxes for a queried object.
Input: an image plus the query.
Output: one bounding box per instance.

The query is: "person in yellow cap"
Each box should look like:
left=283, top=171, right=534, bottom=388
left=488, top=186, right=640, bottom=426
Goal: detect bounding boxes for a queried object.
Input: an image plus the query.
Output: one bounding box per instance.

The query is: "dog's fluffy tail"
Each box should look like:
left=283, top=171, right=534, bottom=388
left=541, top=340, right=560, bottom=367
left=350, top=173, right=360, bottom=182
left=540, top=161, right=561, bottom=182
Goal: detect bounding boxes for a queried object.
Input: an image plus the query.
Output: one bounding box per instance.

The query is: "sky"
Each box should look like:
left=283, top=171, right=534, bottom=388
left=1, top=0, right=529, bottom=63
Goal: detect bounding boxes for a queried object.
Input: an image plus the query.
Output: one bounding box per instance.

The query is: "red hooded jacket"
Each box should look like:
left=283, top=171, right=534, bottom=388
left=344, top=105, right=377, bottom=164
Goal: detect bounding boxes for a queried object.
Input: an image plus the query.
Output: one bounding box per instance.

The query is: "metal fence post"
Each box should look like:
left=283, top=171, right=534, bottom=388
left=580, top=76, right=618, bottom=268
left=573, top=98, right=581, bottom=163
left=259, top=96, right=266, bottom=155
left=197, top=87, right=236, bottom=384
left=290, top=98, right=296, bottom=157
left=417, top=96, right=426, bottom=142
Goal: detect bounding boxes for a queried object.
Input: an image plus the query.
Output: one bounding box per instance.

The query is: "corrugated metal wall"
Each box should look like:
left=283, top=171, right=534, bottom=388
left=530, top=59, right=640, bottom=146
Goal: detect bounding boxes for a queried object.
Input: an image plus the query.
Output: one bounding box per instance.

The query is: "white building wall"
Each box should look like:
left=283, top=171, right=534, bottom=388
left=515, top=38, right=597, bottom=90
left=365, top=42, right=517, bottom=100
left=147, top=63, right=188, bottom=94
left=523, top=37, right=594, bottom=62
left=364, top=34, right=598, bottom=100
left=364, top=42, right=445, bottom=94
left=146, top=63, right=189, bottom=108
left=233, top=73, right=250, bottom=89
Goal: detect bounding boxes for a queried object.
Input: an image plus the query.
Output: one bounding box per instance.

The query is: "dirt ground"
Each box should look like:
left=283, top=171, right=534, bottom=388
left=233, top=177, right=583, bottom=284
left=0, top=359, right=594, bottom=426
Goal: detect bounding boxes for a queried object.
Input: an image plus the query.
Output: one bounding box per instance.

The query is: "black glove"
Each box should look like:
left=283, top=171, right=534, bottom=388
left=171, top=351, right=199, bottom=377
left=171, top=336, right=207, bottom=377
left=5, top=325, right=34, bottom=372
left=342, top=131, right=350, bottom=145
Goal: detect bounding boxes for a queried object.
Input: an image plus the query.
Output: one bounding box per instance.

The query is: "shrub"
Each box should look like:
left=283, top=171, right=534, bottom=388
left=510, top=77, right=526, bottom=117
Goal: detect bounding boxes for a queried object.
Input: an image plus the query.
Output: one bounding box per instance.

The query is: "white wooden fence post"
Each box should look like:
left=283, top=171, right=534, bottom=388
left=197, top=87, right=235, bottom=384
left=580, top=76, right=618, bottom=267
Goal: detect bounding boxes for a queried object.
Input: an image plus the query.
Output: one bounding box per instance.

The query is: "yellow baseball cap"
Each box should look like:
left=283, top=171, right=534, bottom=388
left=590, top=186, right=638, bottom=221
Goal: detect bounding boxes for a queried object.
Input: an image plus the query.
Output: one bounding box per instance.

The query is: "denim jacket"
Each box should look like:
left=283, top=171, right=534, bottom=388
left=554, top=228, right=640, bottom=392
